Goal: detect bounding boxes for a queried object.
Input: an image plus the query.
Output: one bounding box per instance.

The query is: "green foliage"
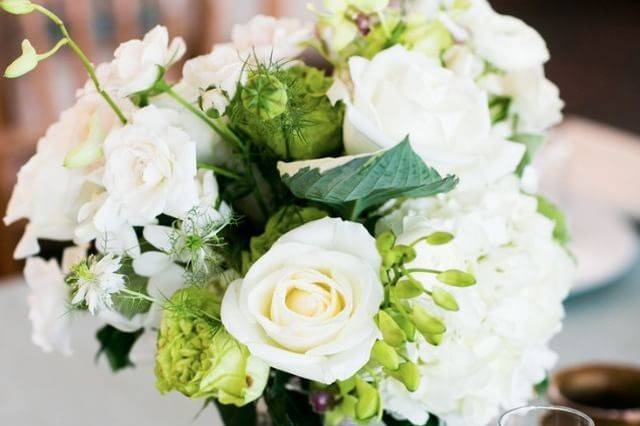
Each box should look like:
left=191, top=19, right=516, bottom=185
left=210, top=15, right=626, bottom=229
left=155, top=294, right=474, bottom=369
left=281, top=138, right=458, bottom=219
left=264, top=371, right=323, bottom=426
left=155, top=288, right=269, bottom=405
left=511, top=133, right=544, bottom=176
left=229, top=64, right=344, bottom=161
left=111, top=259, right=152, bottom=319
left=536, top=195, right=571, bottom=246
left=95, top=325, right=143, bottom=372
left=489, top=96, right=511, bottom=124
left=244, top=205, right=328, bottom=270
left=215, top=400, right=258, bottom=426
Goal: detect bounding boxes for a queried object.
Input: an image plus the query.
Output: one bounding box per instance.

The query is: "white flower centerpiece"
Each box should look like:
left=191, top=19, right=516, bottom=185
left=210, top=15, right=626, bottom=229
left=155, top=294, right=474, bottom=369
left=2, top=0, right=572, bottom=425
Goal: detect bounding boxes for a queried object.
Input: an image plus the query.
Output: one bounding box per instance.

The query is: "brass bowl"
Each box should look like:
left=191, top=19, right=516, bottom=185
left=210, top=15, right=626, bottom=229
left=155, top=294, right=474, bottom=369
left=549, top=364, right=640, bottom=425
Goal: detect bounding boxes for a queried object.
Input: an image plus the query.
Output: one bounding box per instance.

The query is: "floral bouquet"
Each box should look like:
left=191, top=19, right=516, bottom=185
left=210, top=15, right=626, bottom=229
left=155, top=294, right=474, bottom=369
left=2, top=0, right=573, bottom=425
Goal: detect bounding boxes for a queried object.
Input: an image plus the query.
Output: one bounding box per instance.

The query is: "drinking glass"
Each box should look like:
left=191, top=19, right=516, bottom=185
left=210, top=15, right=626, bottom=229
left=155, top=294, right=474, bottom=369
left=498, top=406, right=594, bottom=426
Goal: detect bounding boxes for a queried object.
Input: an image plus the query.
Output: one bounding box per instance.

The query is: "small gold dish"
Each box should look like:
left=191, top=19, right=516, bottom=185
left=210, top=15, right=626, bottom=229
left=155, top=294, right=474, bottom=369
left=549, top=364, right=640, bottom=426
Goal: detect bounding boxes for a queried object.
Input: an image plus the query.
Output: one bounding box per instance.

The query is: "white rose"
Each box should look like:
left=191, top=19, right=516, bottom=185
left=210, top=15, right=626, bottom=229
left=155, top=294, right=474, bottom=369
left=221, top=217, right=384, bottom=384
left=460, top=8, right=549, bottom=71
left=94, top=105, right=198, bottom=230
left=110, top=25, right=186, bottom=96
left=231, top=15, right=313, bottom=62
left=24, top=246, right=87, bottom=355
left=3, top=93, right=130, bottom=259
left=331, top=45, right=525, bottom=187
left=377, top=177, right=574, bottom=426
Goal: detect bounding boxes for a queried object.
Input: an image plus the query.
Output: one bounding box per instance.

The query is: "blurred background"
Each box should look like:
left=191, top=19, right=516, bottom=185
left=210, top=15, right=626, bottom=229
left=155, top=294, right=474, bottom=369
left=0, top=1, right=639, bottom=425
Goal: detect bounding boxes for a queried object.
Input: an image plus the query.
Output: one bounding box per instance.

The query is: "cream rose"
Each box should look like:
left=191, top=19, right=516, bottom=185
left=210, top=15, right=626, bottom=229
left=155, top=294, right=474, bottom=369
left=221, top=217, right=383, bottom=384
left=110, top=25, right=186, bottom=96
left=330, top=45, right=525, bottom=188
left=94, top=105, right=198, bottom=230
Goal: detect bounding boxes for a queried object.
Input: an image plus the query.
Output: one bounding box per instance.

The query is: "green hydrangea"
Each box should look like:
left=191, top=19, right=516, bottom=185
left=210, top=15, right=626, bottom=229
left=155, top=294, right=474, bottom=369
left=243, top=205, right=327, bottom=270
left=229, top=65, right=344, bottom=161
left=155, top=287, right=269, bottom=406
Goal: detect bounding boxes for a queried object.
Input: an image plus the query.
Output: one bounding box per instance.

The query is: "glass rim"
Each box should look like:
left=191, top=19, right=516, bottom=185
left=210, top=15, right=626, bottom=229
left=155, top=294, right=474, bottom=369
left=498, top=405, right=595, bottom=426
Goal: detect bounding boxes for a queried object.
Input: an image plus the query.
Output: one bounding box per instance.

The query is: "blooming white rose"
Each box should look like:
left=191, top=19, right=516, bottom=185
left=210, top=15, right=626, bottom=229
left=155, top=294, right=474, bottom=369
left=330, top=45, right=525, bottom=187
left=91, top=105, right=198, bottom=231
left=231, top=15, right=313, bottom=62
left=24, top=246, right=86, bottom=355
left=3, top=93, right=130, bottom=259
left=221, top=217, right=384, bottom=384
left=110, top=25, right=186, bottom=96
left=458, top=6, right=549, bottom=72
left=377, top=177, right=574, bottom=426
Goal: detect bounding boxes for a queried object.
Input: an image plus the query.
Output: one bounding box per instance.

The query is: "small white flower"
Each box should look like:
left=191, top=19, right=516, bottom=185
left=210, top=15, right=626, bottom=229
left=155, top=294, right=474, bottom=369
left=231, top=15, right=313, bottom=62
left=109, top=25, right=186, bottom=96
left=221, top=217, right=384, bottom=384
left=70, top=254, right=125, bottom=315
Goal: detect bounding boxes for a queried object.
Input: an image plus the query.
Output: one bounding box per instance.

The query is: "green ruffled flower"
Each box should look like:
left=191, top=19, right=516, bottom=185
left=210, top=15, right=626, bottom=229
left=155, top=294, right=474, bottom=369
left=229, top=65, right=344, bottom=161
left=155, top=287, right=269, bottom=406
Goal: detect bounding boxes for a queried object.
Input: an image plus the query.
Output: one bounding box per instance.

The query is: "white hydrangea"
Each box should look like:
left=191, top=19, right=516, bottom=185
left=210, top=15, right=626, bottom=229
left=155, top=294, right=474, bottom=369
left=376, top=177, right=574, bottom=426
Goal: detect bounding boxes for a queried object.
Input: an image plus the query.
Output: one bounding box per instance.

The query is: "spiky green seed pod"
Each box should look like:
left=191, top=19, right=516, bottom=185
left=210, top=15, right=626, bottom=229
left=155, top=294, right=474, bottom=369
left=241, top=73, right=288, bottom=120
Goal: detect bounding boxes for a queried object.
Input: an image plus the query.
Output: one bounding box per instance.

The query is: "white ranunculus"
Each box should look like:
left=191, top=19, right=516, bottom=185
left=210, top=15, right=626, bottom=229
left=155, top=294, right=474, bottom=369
left=24, top=246, right=86, bottom=355
left=3, top=93, right=131, bottom=259
left=110, top=25, right=185, bottom=96
left=93, top=105, right=198, bottom=230
left=231, top=15, right=313, bottom=62
left=221, top=217, right=384, bottom=384
left=331, top=45, right=524, bottom=187
left=459, top=7, right=549, bottom=72
left=377, top=177, right=574, bottom=426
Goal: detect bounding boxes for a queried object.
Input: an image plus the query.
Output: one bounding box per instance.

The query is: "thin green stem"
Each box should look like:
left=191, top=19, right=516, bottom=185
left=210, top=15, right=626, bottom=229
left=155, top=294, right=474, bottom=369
left=404, top=267, right=442, bottom=275
left=37, top=38, right=68, bottom=60
left=157, top=80, right=245, bottom=151
left=197, top=162, right=244, bottom=180
left=32, top=4, right=127, bottom=124
left=119, top=288, right=157, bottom=304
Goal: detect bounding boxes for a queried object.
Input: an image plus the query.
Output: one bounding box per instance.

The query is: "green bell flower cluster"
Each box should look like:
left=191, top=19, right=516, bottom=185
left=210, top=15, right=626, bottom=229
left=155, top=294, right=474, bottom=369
left=371, top=230, right=477, bottom=391
left=229, top=64, right=344, bottom=161
left=155, top=287, right=269, bottom=406
left=243, top=205, right=327, bottom=270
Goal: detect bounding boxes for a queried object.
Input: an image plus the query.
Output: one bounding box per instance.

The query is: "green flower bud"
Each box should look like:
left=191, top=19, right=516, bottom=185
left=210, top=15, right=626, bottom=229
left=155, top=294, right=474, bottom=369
left=395, top=277, right=423, bottom=299
left=403, top=18, right=453, bottom=58
left=371, top=340, right=400, bottom=370
left=64, top=114, right=105, bottom=168
left=395, top=245, right=416, bottom=263
left=376, top=310, right=406, bottom=347
left=5, top=39, right=38, bottom=78
left=338, top=376, right=357, bottom=395
left=155, top=288, right=269, bottom=406
left=241, top=73, right=288, bottom=120
left=385, top=362, right=421, bottom=392
left=382, top=250, right=400, bottom=268
left=230, top=65, right=343, bottom=161
left=436, top=269, right=477, bottom=287
left=355, top=378, right=380, bottom=421
left=375, top=231, right=396, bottom=253
left=425, top=231, right=454, bottom=246
left=0, top=0, right=34, bottom=14
left=432, top=287, right=459, bottom=311
left=410, top=305, right=446, bottom=336
left=390, top=311, right=416, bottom=342
left=424, top=333, right=443, bottom=346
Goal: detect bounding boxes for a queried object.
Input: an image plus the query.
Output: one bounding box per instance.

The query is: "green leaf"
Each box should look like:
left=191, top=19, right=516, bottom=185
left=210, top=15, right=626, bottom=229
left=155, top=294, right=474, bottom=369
left=436, top=269, right=476, bottom=287
left=95, top=325, right=143, bottom=372
left=489, top=95, right=511, bottom=124
left=510, top=133, right=544, bottom=176
left=111, top=260, right=152, bottom=320
left=264, top=371, right=322, bottom=426
left=216, top=401, right=258, bottom=426
left=0, top=0, right=34, bottom=14
left=279, top=138, right=458, bottom=219
left=4, top=39, right=38, bottom=78
left=536, top=195, right=570, bottom=245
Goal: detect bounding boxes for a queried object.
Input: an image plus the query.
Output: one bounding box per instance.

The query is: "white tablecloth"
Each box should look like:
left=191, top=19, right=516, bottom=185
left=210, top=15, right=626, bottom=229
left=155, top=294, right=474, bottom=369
left=1, top=264, right=639, bottom=425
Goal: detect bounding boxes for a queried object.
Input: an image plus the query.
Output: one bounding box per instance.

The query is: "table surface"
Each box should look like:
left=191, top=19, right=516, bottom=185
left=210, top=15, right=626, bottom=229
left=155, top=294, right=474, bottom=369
left=1, top=262, right=639, bottom=426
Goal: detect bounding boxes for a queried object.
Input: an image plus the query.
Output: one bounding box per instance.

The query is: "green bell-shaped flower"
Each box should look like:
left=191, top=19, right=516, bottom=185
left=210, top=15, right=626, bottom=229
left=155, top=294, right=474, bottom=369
left=155, top=287, right=269, bottom=406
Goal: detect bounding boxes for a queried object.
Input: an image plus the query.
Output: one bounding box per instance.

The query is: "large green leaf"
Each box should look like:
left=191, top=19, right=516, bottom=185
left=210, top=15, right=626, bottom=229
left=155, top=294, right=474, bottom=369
left=95, top=325, right=143, bottom=372
left=280, top=138, right=458, bottom=218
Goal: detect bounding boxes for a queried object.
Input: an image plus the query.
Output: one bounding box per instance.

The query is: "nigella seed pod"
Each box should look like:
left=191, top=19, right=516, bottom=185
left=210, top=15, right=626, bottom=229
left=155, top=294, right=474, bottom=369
left=241, top=73, right=288, bottom=121
left=310, top=391, right=335, bottom=413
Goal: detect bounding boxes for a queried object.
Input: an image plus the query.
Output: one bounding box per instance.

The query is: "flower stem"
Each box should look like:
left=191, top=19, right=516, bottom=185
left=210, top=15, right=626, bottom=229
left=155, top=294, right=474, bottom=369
left=119, top=288, right=157, bottom=304
left=404, top=267, right=442, bottom=275
left=197, top=162, right=244, bottom=180
left=32, top=4, right=127, bottom=124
